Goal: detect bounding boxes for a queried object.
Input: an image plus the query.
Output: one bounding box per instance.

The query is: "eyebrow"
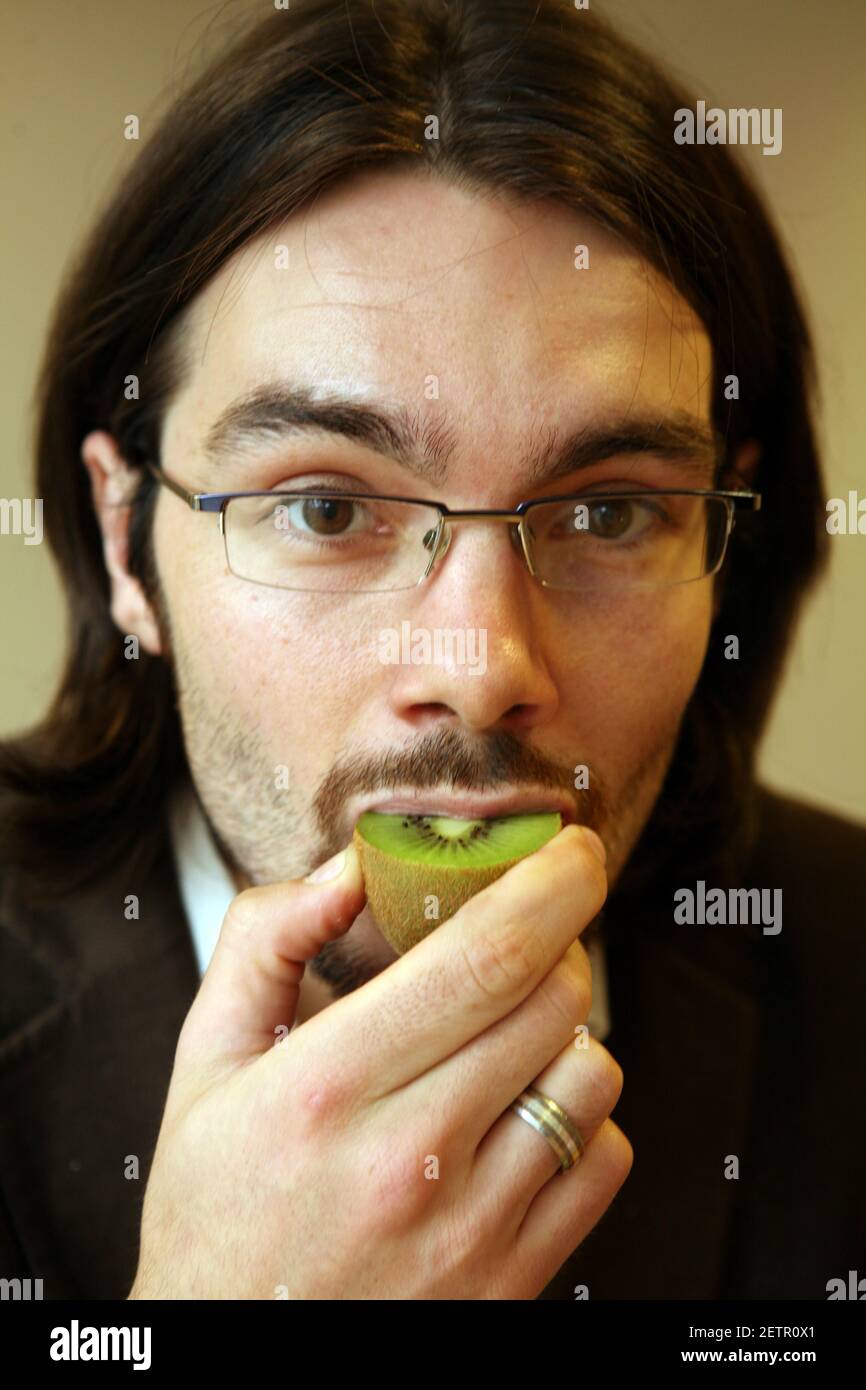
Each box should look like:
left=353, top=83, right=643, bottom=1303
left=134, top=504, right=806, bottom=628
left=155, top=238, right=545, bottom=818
left=200, top=384, right=723, bottom=488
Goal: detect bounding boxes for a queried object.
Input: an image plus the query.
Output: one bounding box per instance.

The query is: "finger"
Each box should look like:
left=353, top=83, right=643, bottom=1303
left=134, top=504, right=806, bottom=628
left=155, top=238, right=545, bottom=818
left=324, top=824, right=607, bottom=1100
left=174, top=844, right=366, bottom=1084
left=510, top=1120, right=634, bottom=1296
left=407, top=933, right=593, bottom=1154
left=468, top=1036, right=623, bottom=1219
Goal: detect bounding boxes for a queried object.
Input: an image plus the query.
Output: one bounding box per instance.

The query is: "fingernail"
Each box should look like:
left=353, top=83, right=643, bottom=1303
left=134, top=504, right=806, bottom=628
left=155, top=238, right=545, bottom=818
left=304, top=848, right=347, bottom=884
left=580, top=827, right=607, bottom=866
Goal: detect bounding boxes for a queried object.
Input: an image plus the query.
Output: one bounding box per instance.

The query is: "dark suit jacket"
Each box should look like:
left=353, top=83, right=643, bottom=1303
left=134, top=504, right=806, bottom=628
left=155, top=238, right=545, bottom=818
left=0, top=785, right=864, bottom=1299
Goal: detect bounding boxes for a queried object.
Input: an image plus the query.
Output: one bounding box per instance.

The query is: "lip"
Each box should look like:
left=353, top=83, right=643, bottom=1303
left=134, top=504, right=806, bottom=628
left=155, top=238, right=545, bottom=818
left=353, top=788, right=577, bottom=828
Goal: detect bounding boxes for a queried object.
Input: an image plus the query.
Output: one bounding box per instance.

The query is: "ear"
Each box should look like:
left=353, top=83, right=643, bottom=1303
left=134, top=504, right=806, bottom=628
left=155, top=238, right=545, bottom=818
left=80, top=430, right=163, bottom=656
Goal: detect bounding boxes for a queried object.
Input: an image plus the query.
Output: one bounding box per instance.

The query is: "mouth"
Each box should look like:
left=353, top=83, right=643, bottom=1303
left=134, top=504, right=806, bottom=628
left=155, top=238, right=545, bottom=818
left=352, top=788, right=577, bottom=828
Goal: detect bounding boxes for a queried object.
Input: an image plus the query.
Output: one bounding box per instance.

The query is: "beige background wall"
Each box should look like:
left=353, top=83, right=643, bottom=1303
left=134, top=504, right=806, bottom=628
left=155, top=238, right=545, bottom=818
left=1, top=0, right=863, bottom=821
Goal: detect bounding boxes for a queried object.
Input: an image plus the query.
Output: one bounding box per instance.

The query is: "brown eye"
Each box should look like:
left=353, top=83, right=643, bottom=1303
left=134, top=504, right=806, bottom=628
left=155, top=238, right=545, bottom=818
left=298, top=497, right=356, bottom=535
left=588, top=500, right=633, bottom=538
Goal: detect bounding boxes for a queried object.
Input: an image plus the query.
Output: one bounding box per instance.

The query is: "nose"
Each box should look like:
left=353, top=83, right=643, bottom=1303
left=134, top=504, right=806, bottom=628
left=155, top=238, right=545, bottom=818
left=384, top=521, right=560, bottom=737
left=426, top=516, right=528, bottom=575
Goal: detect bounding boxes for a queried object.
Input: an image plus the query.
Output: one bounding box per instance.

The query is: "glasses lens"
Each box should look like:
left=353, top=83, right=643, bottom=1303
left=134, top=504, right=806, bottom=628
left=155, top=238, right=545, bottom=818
left=527, top=494, right=732, bottom=592
left=223, top=493, right=443, bottom=593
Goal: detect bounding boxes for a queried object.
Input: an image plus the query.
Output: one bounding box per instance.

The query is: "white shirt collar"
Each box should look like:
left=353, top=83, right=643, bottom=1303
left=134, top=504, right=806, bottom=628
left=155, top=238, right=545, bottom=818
left=168, top=784, right=611, bottom=1041
left=168, top=784, right=236, bottom=978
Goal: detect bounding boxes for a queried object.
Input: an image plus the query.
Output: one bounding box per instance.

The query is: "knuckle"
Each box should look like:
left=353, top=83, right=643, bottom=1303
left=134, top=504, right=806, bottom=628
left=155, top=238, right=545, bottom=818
left=359, top=1131, right=435, bottom=1226
left=586, top=1043, right=624, bottom=1110
left=553, top=942, right=593, bottom=1013
left=565, top=935, right=592, bottom=979
left=290, top=1063, right=354, bottom=1134
left=612, top=1127, right=635, bottom=1178
left=221, top=887, right=262, bottom=943
left=538, top=962, right=591, bottom=1032
left=459, top=921, right=541, bottom=1001
left=602, top=1119, right=635, bottom=1179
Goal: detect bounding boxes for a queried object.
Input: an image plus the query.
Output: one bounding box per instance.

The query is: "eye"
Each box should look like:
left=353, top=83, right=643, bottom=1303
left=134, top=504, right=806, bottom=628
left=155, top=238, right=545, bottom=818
left=286, top=496, right=359, bottom=536
left=586, top=498, right=641, bottom=539
left=542, top=496, right=660, bottom=541
left=272, top=495, right=372, bottom=539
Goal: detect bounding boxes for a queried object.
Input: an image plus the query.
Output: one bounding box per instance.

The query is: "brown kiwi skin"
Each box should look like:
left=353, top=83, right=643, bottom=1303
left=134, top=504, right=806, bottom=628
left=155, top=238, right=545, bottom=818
left=352, top=812, right=562, bottom=955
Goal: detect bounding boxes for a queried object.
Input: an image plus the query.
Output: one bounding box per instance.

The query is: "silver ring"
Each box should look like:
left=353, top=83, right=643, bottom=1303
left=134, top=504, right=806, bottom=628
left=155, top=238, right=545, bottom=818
left=510, top=1085, right=586, bottom=1173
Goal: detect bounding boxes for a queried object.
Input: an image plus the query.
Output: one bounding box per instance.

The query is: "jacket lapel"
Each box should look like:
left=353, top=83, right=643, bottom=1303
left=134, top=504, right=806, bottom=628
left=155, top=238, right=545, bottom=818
left=0, top=829, right=199, bottom=1298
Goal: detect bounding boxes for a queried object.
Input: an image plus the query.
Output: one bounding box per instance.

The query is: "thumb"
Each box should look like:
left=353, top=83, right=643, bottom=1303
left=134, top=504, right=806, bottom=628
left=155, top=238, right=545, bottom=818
left=174, top=842, right=365, bottom=1083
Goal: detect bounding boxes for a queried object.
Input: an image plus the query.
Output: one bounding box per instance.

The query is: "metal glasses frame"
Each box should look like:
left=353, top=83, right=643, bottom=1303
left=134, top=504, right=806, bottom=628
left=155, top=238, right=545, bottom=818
left=147, top=462, right=762, bottom=587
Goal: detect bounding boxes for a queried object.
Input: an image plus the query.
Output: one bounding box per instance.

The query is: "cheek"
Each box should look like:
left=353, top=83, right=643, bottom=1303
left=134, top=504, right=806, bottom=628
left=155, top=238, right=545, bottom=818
left=561, top=583, right=714, bottom=758
left=152, top=495, right=216, bottom=608
left=155, top=498, right=369, bottom=727
left=209, top=590, right=367, bottom=714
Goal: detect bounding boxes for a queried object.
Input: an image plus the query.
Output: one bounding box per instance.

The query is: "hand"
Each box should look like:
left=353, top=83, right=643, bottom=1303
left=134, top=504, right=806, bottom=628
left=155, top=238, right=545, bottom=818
left=129, top=824, right=631, bottom=1299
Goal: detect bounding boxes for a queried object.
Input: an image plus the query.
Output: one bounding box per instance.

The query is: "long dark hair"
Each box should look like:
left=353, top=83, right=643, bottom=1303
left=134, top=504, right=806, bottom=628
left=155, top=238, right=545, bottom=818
left=0, top=0, right=828, bottom=901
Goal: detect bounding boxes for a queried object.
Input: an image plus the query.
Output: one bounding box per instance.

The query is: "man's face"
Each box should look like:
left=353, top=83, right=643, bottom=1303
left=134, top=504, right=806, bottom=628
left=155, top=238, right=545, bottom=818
left=147, top=168, right=721, bottom=994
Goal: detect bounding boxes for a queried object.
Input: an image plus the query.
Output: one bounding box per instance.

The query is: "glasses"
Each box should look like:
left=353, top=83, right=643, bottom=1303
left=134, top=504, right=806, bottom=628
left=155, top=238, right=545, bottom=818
left=147, top=464, right=761, bottom=596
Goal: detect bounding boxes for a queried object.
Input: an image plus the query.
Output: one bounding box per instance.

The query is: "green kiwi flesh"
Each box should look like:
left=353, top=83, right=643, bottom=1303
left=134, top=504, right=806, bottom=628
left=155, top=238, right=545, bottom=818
left=352, top=810, right=562, bottom=954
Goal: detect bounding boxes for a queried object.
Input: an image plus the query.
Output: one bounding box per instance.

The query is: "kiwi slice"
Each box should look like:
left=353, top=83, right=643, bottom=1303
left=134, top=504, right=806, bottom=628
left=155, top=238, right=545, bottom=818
left=352, top=810, right=562, bottom=954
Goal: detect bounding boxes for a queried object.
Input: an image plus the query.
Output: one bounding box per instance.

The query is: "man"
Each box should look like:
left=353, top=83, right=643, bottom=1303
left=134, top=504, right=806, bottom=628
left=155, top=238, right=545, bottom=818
left=1, top=0, right=863, bottom=1300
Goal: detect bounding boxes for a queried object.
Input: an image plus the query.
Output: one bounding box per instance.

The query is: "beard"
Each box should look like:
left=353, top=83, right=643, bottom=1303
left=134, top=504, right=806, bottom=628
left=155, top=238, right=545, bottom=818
left=153, top=580, right=680, bottom=1003
left=304, top=722, right=678, bottom=996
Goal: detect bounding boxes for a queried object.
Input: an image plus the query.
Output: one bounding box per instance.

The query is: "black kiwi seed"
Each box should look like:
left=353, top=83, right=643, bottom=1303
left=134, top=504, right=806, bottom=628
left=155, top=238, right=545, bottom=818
left=400, top=814, right=496, bottom=849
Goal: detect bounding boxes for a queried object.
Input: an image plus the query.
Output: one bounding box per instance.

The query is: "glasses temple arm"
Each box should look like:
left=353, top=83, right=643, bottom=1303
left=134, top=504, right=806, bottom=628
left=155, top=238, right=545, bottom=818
left=147, top=463, right=201, bottom=509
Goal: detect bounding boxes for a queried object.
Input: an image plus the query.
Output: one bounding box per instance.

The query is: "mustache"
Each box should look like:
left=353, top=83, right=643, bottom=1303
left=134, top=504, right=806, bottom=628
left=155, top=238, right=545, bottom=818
left=312, top=725, right=608, bottom=837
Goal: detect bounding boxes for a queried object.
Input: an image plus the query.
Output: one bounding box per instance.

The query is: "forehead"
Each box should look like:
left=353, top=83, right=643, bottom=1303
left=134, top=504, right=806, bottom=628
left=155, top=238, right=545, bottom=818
left=165, top=167, right=712, bottom=461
